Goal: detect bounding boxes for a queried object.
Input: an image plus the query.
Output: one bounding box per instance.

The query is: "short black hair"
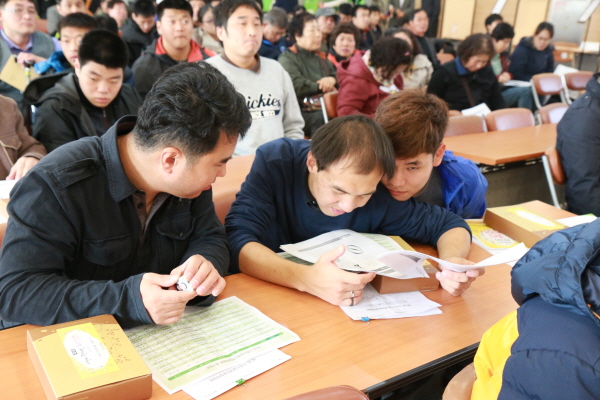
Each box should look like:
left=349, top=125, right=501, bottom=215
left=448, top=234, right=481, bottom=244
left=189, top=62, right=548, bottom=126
left=133, top=0, right=155, bottom=17
left=288, top=12, right=315, bottom=39
left=134, top=62, right=251, bottom=160
left=408, top=8, right=427, bottom=21
left=384, top=27, right=422, bottom=57
left=264, top=6, right=287, bottom=29
left=368, top=5, right=380, bottom=13
left=94, top=14, right=119, bottom=33
left=339, top=3, right=352, bottom=16
left=485, top=13, right=503, bottom=27
left=330, top=22, right=361, bottom=48
left=491, top=22, right=514, bottom=41
left=352, top=4, right=369, bottom=17
left=311, top=115, right=395, bottom=179
left=79, top=29, right=128, bottom=69
left=157, top=0, right=193, bottom=20
left=106, top=0, right=125, bottom=9
left=58, top=12, right=98, bottom=33
left=214, top=0, right=262, bottom=29
left=370, top=37, right=412, bottom=81
left=535, top=21, right=554, bottom=37
left=198, top=3, right=213, bottom=22
left=457, top=33, right=494, bottom=62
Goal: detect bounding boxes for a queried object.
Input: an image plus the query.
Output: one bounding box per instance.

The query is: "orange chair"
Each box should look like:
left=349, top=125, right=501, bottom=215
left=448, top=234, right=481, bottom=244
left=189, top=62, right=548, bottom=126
left=283, top=386, right=369, bottom=400
left=530, top=73, right=567, bottom=110
left=552, top=41, right=579, bottom=67
left=484, top=108, right=534, bottom=131
left=320, top=91, right=338, bottom=123
left=445, top=115, right=487, bottom=137
left=541, top=146, right=566, bottom=208
left=563, top=71, right=593, bottom=104
left=537, top=103, right=568, bottom=124
left=210, top=154, right=255, bottom=223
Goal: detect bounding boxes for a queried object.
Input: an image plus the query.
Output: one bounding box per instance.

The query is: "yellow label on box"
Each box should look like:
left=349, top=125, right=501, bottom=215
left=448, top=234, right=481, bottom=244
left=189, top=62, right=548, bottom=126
left=468, top=222, right=518, bottom=249
left=57, top=322, right=120, bottom=379
left=506, top=207, right=565, bottom=229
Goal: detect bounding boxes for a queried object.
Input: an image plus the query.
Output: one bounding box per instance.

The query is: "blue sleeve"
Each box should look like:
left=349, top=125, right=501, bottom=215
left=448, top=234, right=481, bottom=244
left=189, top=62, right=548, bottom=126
left=508, top=45, right=530, bottom=81
left=446, top=159, right=488, bottom=219
left=225, top=147, right=279, bottom=273
left=376, top=197, right=471, bottom=245
left=545, top=49, right=555, bottom=73
left=0, top=170, right=152, bottom=329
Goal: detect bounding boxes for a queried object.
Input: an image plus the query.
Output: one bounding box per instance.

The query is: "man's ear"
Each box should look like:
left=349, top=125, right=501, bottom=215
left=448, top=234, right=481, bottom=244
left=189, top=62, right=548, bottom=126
left=216, top=25, right=227, bottom=41
left=160, top=147, right=184, bottom=174
left=433, top=143, right=446, bottom=167
left=306, top=151, right=319, bottom=173
left=74, top=58, right=81, bottom=76
left=156, top=20, right=163, bottom=36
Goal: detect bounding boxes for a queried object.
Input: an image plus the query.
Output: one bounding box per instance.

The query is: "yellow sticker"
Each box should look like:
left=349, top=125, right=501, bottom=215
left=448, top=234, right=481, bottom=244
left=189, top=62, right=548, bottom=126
left=468, top=222, right=518, bottom=249
left=57, top=323, right=120, bottom=379
left=508, top=208, right=563, bottom=229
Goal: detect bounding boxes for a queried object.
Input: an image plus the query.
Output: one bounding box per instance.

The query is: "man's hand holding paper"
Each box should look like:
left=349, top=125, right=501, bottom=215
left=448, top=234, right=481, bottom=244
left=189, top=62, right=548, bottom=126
left=436, top=257, right=484, bottom=296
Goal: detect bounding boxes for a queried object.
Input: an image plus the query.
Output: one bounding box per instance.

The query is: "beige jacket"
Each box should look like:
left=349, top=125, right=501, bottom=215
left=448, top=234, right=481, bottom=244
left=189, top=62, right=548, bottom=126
left=402, top=54, right=434, bottom=90
left=0, top=95, right=46, bottom=179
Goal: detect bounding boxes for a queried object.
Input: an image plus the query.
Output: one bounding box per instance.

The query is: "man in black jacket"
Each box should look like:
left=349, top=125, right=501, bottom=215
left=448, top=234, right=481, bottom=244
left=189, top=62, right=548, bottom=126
left=121, top=0, right=159, bottom=66
left=27, top=30, right=141, bottom=152
left=0, top=62, right=252, bottom=330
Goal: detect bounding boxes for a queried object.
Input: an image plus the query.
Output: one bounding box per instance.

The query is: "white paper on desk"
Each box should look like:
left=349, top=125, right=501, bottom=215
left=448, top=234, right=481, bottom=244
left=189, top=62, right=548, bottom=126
left=503, top=80, right=531, bottom=87
left=0, top=179, right=17, bottom=199
left=183, top=350, right=291, bottom=400
left=340, top=284, right=442, bottom=320
left=378, top=243, right=529, bottom=274
left=461, top=103, right=491, bottom=117
left=554, top=64, right=579, bottom=76
left=280, top=230, right=427, bottom=279
left=557, top=215, right=597, bottom=227
left=126, top=297, right=300, bottom=394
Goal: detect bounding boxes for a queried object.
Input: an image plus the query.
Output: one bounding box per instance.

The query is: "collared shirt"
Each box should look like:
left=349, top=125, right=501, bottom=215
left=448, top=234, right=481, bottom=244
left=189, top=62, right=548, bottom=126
left=0, top=116, right=229, bottom=329
left=0, top=28, right=61, bottom=55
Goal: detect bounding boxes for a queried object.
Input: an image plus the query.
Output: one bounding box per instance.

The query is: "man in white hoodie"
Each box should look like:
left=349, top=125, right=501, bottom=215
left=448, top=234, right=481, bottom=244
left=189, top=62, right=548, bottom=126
left=207, top=0, right=304, bottom=156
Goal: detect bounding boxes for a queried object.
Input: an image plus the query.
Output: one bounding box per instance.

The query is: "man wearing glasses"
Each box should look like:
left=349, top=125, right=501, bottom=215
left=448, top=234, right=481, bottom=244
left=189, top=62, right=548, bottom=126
left=0, top=0, right=59, bottom=114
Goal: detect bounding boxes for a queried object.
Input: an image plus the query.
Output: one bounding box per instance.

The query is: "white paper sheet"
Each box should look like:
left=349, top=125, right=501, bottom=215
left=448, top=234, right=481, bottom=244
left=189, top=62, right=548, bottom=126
left=377, top=243, right=529, bottom=273
left=0, top=180, right=17, bottom=199
left=556, top=215, right=597, bottom=227
left=461, top=103, right=492, bottom=117
left=503, top=80, right=532, bottom=87
left=280, top=230, right=428, bottom=279
left=183, top=350, right=291, bottom=400
left=126, top=297, right=300, bottom=394
left=340, top=284, right=442, bottom=320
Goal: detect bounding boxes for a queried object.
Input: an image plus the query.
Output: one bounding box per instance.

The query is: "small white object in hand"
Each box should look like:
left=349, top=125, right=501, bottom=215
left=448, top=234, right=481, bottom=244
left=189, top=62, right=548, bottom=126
left=176, top=276, right=194, bottom=292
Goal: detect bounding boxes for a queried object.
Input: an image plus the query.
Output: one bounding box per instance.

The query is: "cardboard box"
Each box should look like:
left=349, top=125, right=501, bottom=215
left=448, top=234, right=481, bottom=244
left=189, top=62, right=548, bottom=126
left=27, top=315, right=152, bottom=400
left=483, top=204, right=568, bottom=247
left=370, top=236, right=440, bottom=294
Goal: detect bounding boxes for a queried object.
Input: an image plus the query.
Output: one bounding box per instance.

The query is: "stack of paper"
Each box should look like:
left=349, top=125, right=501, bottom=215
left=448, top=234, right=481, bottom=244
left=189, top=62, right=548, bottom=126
left=467, top=220, right=519, bottom=255
left=126, top=297, right=300, bottom=399
left=340, top=284, right=442, bottom=320
left=0, top=180, right=17, bottom=199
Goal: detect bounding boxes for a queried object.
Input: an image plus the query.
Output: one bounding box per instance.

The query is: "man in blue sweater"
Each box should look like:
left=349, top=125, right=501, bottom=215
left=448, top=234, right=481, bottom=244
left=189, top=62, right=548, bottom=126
left=375, top=90, right=488, bottom=219
left=226, top=115, right=483, bottom=306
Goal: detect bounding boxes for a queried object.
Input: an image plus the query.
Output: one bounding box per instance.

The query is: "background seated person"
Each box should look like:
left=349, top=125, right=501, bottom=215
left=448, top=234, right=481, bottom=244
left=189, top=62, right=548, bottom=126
left=0, top=94, right=46, bottom=180
left=337, top=37, right=412, bottom=117
left=508, top=22, right=554, bottom=83
left=0, top=0, right=59, bottom=115
left=225, top=115, right=483, bottom=307
left=46, top=0, right=87, bottom=37
left=35, top=13, right=98, bottom=76
left=279, top=12, right=337, bottom=138
left=491, top=22, right=535, bottom=112
left=557, top=73, right=600, bottom=216
left=351, top=5, right=374, bottom=50
left=385, top=27, right=433, bottom=90
left=194, top=4, right=223, bottom=54
left=258, top=6, right=287, bottom=60
left=27, top=30, right=141, bottom=152
left=327, top=22, right=360, bottom=68
left=427, top=33, right=506, bottom=112
left=471, top=219, right=600, bottom=400
left=484, top=13, right=502, bottom=35
left=375, top=90, right=487, bottom=218
left=122, top=0, right=159, bottom=66
left=106, top=0, right=128, bottom=29
left=132, top=0, right=215, bottom=99
left=0, top=62, right=251, bottom=330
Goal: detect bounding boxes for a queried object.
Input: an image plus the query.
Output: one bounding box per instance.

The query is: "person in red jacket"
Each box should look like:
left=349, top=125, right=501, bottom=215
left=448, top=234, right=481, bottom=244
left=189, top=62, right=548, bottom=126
left=337, top=37, right=411, bottom=117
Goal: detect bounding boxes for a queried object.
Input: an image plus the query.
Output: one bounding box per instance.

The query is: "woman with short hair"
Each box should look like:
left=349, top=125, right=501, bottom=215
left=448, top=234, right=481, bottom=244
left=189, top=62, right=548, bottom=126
left=508, top=22, right=554, bottom=82
left=327, top=23, right=361, bottom=68
left=427, top=33, right=506, bottom=111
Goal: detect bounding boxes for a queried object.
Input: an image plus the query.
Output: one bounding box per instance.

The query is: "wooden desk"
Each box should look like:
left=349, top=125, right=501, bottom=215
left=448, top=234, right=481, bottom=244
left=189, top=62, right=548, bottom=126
left=0, top=202, right=575, bottom=400
left=444, top=124, right=557, bottom=166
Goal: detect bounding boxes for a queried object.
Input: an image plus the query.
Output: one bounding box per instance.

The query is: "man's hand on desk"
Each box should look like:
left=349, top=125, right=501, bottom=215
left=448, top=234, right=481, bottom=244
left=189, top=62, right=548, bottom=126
left=300, top=245, right=376, bottom=306
left=436, top=257, right=485, bottom=296
left=170, top=255, right=226, bottom=297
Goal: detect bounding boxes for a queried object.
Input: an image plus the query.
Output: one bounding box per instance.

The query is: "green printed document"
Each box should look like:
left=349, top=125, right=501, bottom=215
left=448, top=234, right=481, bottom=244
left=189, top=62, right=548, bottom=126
left=126, top=297, right=300, bottom=394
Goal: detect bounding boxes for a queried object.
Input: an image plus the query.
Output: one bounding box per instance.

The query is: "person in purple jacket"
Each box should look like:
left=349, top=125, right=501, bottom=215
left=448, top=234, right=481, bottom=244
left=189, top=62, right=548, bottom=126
left=225, top=115, right=484, bottom=307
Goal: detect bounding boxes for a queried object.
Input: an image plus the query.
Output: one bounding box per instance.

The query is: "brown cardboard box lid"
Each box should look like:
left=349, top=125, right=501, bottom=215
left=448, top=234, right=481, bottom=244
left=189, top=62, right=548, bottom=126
left=485, top=205, right=567, bottom=233
left=27, top=315, right=151, bottom=399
